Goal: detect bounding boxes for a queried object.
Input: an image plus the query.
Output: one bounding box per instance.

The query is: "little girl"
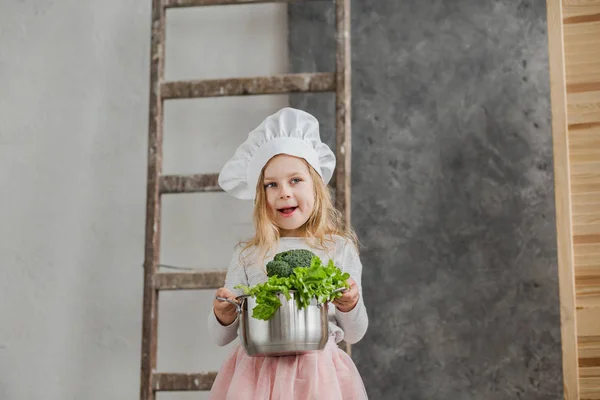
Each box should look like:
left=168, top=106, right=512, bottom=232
left=208, top=107, right=369, bottom=399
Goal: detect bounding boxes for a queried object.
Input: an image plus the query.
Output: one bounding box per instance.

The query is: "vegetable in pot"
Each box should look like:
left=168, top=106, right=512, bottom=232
left=236, top=252, right=350, bottom=321
left=265, top=249, right=317, bottom=278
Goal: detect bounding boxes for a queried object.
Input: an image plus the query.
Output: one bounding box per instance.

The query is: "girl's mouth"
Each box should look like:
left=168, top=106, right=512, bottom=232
left=278, top=207, right=297, bottom=217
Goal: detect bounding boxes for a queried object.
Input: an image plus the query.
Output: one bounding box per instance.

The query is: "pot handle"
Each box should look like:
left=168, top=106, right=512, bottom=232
left=215, top=296, right=242, bottom=315
left=332, top=287, right=349, bottom=294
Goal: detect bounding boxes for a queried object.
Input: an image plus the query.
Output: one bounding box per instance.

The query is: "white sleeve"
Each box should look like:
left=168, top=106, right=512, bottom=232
left=207, top=247, right=248, bottom=347
left=334, top=241, right=369, bottom=344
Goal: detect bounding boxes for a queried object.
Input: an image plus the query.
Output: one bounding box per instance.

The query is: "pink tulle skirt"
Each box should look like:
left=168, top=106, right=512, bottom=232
left=209, top=336, right=368, bottom=400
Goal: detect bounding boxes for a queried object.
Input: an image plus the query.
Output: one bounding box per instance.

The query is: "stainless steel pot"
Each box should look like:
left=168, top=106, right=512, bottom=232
left=217, top=288, right=345, bottom=357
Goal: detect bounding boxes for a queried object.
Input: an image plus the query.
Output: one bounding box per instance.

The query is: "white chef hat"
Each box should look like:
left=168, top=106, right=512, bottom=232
left=218, top=107, right=336, bottom=200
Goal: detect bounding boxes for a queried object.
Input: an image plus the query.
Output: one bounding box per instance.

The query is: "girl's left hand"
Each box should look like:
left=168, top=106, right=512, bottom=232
left=333, top=278, right=359, bottom=312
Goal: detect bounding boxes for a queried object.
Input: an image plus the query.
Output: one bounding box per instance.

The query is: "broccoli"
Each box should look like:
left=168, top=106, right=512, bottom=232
left=266, top=249, right=317, bottom=277
left=274, top=249, right=317, bottom=269
left=266, top=260, right=293, bottom=278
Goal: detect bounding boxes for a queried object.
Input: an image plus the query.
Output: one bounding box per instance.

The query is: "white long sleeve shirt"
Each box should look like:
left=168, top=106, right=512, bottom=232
left=207, top=235, right=369, bottom=347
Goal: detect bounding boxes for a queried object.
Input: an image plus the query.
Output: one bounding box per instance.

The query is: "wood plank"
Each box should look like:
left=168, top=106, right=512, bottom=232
left=574, top=214, right=600, bottom=226
left=575, top=268, right=600, bottom=280
left=563, top=2, right=600, bottom=19
left=578, top=293, right=600, bottom=308
left=575, top=243, right=600, bottom=255
left=564, top=42, right=600, bottom=59
left=568, top=73, right=600, bottom=89
left=576, top=236, right=600, bottom=307
left=333, top=0, right=352, bottom=357
left=547, top=0, right=580, bottom=397
left=567, top=109, right=600, bottom=125
left=568, top=82, right=600, bottom=93
left=334, top=0, right=351, bottom=228
left=569, top=121, right=600, bottom=131
left=576, top=275, right=600, bottom=289
left=152, top=372, right=217, bottom=391
left=569, top=147, right=600, bottom=158
left=570, top=130, right=600, bottom=146
left=153, top=270, right=226, bottom=290
left=563, top=0, right=600, bottom=5
left=568, top=89, right=600, bottom=104
left=571, top=153, right=600, bottom=164
left=575, top=234, right=600, bottom=245
left=579, top=337, right=600, bottom=363
left=578, top=308, right=600, bottom=336
left=159, top=172, right=337, bottom=194
left=565, top=47, right=600, bottom=63
left=573, top=222, right=600, bottom=235
left=570, top=139, right=600, bottom=152
left=159, top=173, right=222, bottom=194
left=567, top=90, right=600, bottom=107
left=571, top=120, right=600, bottom=128
left=573, top=202, right=600, bottom=216
left=564, top=21, right=600, bottom=91
left=164, top=0, right=319, bottom=7
left=567, top=91, right=600, bottom=124
left=141, top=1, right=166, bottom=399
left=575, top=254, right=600, bottom=267
left=573, top=193, right=600, bottom=206
left=579, top=375, right=600, bottom=399
left=571, top=161, right=600, bottom=174
left=564, top=21, right=600, bottom=39
left=570, top=167, right=600, bottom=194
left=580, top=366, right=600, bottom=377
left=565, top=52, right=600, bottom=85
left=564, top=12, right=600, bottom=24
left=160, top=73, right=335, bottom=99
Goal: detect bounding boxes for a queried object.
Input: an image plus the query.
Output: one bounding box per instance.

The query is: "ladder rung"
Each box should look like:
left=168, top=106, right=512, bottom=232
left=154, top=270, right=226, bottom=290
left=160, top=173, right=221, bottom=194
left=164, top=0, right=320, bottom=8
left=153, top=372, right=217, bottom=391
left=161, top=72, right=335, bottom=99
left=160, top=172, right=337, bottom=194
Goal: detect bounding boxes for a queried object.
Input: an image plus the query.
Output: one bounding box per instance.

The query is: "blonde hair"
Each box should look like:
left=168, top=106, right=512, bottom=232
left=239, top=158, right=358, bottom=265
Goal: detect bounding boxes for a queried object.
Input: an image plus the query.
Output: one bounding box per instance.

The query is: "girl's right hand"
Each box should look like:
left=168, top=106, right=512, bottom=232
left=213, top=287, right=239, bottom=326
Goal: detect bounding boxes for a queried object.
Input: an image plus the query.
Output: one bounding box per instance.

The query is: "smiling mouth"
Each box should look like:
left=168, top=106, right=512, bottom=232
left=278, top=206, right=298, bottom=217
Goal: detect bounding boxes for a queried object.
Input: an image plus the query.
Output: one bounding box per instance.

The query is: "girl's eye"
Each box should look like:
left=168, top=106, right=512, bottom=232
left=291, top=178, right=301, bottom=184
left=264, top=182, right=276, bottom=189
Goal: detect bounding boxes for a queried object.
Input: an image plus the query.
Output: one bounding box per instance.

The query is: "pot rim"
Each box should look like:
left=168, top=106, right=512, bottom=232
left=235, top=287, right=347, bottom=301
left=235, top=290, right=300, bottom=301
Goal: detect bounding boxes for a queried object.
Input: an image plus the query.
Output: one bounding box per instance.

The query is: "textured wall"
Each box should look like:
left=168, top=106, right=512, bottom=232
left=0, top=1, right=287, bottom=399
left=289, top=1, right=564, bottom=398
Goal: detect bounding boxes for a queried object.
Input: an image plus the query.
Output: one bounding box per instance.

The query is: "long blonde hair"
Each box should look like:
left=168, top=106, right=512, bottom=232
left=239, top=158, right=358, bottom=264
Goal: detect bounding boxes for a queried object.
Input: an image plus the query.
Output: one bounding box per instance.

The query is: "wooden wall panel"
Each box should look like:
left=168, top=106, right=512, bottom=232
left=547, top=0, right=581, bottom=398
left=563, top=0, right=600, bottom=397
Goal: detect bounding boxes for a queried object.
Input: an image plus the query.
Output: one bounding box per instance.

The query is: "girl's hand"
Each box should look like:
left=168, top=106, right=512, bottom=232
left=333, top=278, right=359, bottom=313
left=213, top=287, right=239, bottom=326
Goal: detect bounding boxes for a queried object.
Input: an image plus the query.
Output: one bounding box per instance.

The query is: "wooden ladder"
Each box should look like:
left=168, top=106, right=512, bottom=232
left=140, top=0, right=352, bottom=398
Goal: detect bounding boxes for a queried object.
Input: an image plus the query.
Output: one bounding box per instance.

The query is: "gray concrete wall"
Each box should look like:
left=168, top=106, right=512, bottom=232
left=0, top=1, right=288, bottom=399
left=289, top=1, right=564, bottom=399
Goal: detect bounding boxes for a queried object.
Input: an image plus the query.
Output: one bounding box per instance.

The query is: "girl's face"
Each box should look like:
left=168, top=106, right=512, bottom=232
left=262, top=154, right=315, bottom=237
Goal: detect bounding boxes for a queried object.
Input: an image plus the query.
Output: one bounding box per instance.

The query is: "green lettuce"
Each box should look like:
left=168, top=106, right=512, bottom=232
left=235, top=255, right=350, bottom=321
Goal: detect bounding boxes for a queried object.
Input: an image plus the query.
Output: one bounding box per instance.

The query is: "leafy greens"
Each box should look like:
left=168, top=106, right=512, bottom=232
left=235, top=255, right=350, bottom=321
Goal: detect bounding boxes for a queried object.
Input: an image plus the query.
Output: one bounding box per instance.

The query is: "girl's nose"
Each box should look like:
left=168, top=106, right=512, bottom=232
left=279, top=186, right=292, bottom=199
